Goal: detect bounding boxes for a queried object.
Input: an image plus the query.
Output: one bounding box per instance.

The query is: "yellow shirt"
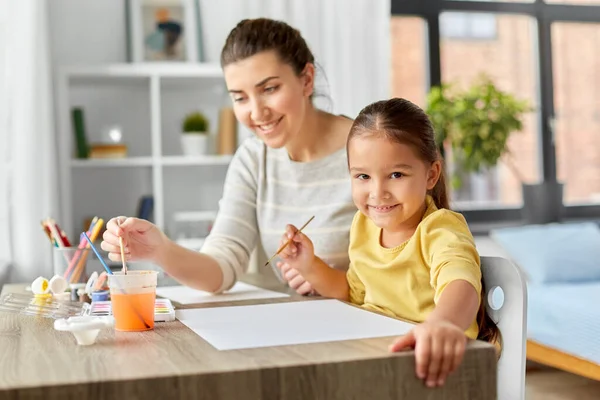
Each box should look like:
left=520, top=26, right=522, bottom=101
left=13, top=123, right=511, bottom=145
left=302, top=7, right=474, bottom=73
left=347, top=197, right=482, bottom=339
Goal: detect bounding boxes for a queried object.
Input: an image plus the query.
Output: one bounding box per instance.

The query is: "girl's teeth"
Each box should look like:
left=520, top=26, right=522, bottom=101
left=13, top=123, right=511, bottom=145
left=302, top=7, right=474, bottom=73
left=261, top=122, right=277, bottom=130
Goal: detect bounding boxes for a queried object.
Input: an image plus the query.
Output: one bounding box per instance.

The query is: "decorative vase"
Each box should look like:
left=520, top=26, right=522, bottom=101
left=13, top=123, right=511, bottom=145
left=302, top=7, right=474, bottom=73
left=217, top=108, right=237, bottom=155
left=521, top=182, right=564, bottom=224
left=181, top=133, right=209, bottom=156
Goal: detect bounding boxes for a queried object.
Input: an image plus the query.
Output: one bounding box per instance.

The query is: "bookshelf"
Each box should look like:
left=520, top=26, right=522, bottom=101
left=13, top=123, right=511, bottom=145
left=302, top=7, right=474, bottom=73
left=57, top=63, right=244, bottom=244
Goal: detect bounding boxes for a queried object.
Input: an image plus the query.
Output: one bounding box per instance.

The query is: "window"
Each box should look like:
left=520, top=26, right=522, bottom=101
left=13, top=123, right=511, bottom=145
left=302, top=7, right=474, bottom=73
left=552, top=22, right=600, bottom=205
left=391, top=0, right=600, bottom=220
left=440, top=13, right=497, bottom=40
left=440, top=13, right=540, bottom=209
left=546, top=0, right=600, bottom=4
left=448, top=0, right=533, bottom=2
left=390, top=16, right=428, bottom=108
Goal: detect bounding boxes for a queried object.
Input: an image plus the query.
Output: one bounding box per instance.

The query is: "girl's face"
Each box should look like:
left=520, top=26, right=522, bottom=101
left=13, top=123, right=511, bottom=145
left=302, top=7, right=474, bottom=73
left=348, top=135, right=441, bottom=233
left=223, top=50, right=314, bottom=149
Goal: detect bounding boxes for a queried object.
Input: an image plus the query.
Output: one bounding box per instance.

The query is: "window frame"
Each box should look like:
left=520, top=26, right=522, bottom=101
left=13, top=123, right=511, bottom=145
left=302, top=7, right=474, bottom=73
left=440, top=11, right=499, bottom=40
left=391, top=0, right=600, bottom=227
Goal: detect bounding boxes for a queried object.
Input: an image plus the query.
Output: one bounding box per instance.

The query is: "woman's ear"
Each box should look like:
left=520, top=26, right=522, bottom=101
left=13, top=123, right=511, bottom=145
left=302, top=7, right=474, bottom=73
left=301, top=63, right=315, bottom=97
left=426, top=160, right=442, bottom=190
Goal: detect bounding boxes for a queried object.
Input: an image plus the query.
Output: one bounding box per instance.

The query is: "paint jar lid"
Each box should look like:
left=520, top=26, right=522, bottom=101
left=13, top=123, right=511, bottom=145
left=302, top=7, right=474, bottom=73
left=54, top=316, right=114, bottom=345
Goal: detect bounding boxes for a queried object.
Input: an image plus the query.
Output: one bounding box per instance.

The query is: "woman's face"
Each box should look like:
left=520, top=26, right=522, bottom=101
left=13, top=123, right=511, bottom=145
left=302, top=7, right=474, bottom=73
left=223, top=50, right=314, bottom=148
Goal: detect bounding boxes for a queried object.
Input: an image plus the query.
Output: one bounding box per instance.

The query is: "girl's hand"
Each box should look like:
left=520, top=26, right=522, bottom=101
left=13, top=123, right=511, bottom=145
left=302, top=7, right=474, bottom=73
left=277, top=224, right=315, bottom=274
left=276, top=262, right=314, bottom=295
left=388, top=319, right=467, bottom=388
left=101, top=217, right=168, bottom=264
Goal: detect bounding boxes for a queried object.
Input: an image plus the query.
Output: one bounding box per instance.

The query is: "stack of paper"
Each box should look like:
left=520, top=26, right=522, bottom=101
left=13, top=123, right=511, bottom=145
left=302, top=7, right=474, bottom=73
left=176, top=299, right=414, bottom=350
left=156, top=282, right=289, bottom=305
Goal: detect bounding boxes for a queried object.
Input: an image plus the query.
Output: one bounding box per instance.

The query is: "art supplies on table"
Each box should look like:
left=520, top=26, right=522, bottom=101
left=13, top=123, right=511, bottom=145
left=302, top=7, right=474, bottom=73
left=155, top=282, right=289, bottom=305
left=0, top=292, right=90, bottom=319
left=87, top=298, right=176, bottom=322
left=43, top=215, right=105, bottom=285
left=54, top=316, right=114, bottom=346
left=175, top=299, right=414, bottom=351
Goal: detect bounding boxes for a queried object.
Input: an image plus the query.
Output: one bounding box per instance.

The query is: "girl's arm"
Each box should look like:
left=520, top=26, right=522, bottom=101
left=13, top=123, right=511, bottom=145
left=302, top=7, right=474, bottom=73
left=301, top=256, right=349, bottom=301
left=277, top=227, right=350, bottom=300
left=425, top=280, right=479, bottom=328
left=390, top=210, right=484, bottom=388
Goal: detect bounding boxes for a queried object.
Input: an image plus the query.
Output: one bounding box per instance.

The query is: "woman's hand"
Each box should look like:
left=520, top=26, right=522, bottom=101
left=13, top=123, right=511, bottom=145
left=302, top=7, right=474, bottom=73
left=277, top=224, right=316, bottom=274
left=388, top=319, right=467, bottom=388
left=101, top=217, right=169, bottom=264
left=276, top=262, right=314, bottom=295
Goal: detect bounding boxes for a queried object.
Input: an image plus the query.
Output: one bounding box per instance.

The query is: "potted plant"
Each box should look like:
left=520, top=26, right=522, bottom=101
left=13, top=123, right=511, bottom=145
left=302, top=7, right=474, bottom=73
left=181, top=111, right=210, bottom=156
left=426, top=74, right=563, bottom=223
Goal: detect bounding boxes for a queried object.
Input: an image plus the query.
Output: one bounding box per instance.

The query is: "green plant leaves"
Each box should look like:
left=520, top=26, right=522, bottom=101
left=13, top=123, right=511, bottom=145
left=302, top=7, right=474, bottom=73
left=182, top=111, right=209, bottom=133
left=425, top=74, right=532, bottom=188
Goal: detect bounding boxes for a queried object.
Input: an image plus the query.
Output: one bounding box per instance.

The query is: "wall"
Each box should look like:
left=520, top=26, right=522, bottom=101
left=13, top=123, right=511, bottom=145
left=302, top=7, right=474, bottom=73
left=0, top=0, right=9, bottom=273
left=49, top=0, right=128, bottom=67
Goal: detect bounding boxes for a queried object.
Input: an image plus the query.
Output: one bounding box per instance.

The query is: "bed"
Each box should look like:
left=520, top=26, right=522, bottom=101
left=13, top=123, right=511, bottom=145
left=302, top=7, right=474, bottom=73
left=526, top=282, right=600, bottom=380
left=474, top=225, right=600, bottom=382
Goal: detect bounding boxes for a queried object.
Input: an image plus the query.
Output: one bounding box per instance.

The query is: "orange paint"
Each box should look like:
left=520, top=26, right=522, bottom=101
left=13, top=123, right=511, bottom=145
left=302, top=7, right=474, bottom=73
left=111, top=292, right=156, bottom=331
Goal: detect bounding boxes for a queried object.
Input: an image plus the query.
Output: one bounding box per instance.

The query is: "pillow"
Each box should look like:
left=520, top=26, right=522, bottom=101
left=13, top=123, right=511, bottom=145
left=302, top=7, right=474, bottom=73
left=490, top=222, right=600, bottom=284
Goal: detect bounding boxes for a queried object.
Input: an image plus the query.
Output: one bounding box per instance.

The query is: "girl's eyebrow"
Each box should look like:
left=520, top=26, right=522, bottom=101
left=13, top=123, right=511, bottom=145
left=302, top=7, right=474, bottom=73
left=349, top=163, right=413, bottom=172
left=391, top=164, right=413, bottom=169
left=349, top=166, right=366, bottom=172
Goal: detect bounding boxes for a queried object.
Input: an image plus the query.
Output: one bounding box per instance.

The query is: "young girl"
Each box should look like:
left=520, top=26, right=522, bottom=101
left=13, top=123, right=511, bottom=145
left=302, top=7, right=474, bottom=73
left=278, top=98, right=499, bottom=388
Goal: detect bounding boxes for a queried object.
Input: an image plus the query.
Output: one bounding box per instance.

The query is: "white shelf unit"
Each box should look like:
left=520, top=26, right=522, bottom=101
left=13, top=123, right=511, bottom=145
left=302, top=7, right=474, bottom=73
left=57, top=63, right=239, bottom=241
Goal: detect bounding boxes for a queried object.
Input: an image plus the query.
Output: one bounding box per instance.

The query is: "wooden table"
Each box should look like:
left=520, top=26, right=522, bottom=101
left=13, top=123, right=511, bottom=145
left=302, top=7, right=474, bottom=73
left=0, top=275, right=497, bottom=400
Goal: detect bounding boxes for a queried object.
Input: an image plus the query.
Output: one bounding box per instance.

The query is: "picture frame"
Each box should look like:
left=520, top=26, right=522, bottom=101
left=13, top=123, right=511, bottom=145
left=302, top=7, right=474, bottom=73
left=126, top=0, right=199, bottom=63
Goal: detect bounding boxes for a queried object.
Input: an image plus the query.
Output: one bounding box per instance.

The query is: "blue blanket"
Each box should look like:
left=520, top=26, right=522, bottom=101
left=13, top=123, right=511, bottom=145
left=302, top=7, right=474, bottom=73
left=528, top=282, right=600, bottom=365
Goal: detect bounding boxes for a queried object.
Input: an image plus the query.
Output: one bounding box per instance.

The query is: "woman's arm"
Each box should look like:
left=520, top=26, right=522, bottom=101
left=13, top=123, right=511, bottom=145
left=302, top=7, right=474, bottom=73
left=104, top=140, right=260, bottom=293
left=198, top=139, right=261, bottom=292
left=103, top=216, right=225, bottom=292
left=157, top=241, right=224, bottom=292
left=151, top=140, right=261, bottom=293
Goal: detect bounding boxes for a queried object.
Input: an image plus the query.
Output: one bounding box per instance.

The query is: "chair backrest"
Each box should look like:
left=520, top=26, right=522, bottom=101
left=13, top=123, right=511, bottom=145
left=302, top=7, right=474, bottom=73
left=480, top=256, right=528, bottom=400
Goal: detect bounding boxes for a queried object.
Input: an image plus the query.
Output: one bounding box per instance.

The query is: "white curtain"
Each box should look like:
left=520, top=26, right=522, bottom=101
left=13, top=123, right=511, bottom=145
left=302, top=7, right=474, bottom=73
left=198, top=0, right=391, bottom=119
left=0, top=0, right=59, bottom=285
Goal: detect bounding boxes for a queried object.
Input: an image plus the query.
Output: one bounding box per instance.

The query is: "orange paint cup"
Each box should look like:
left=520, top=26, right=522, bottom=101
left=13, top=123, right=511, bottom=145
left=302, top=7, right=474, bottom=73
left=108, top=271, right=158, bottom=332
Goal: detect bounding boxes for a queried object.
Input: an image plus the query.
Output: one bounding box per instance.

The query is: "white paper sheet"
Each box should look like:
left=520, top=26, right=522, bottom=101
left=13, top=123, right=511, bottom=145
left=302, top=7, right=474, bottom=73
left=156, top=282, right=289, bottom=305
left=176, top=299, right=414, bottom=350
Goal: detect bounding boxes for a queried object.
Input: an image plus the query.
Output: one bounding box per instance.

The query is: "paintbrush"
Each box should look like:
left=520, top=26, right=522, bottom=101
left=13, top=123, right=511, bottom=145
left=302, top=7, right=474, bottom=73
left=83, top=232, right=150, bottom=330
left=118, top=220, right=127, bottom=275
left=264, top=215, right=315, bottom=268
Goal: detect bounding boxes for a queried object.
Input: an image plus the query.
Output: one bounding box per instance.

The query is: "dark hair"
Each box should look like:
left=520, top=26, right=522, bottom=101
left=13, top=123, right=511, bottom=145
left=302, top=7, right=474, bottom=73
left=347, top=97, right=500, bottom=345
left=347, top=98, right=449, bottom=209
left=220, top=18, right=315, bottom=76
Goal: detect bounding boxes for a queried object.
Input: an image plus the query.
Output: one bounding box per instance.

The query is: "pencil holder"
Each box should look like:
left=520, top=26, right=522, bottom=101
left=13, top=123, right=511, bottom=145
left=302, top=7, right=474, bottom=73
left=53, top=247, right=101, bottom=285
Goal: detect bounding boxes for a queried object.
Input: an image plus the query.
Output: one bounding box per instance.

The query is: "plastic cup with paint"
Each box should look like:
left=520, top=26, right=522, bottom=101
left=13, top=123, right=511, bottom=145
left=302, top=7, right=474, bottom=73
left=107, top=271, right=158, bottom=332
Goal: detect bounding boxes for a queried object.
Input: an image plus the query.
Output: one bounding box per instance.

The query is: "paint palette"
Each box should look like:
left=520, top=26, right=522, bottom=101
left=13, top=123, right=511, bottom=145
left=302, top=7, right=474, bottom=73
left=88, top=298, right=175, bottom=322
left=154, top=298, right=176, bottom=322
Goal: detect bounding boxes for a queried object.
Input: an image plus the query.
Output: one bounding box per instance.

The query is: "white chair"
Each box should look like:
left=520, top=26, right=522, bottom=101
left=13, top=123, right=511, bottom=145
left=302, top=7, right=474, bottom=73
left=480, top=256, right=528, bottom=400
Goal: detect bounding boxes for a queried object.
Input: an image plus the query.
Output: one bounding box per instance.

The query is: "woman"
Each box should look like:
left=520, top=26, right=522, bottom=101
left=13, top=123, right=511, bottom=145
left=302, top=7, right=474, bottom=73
left=101, top=18, right=356, bottom=294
